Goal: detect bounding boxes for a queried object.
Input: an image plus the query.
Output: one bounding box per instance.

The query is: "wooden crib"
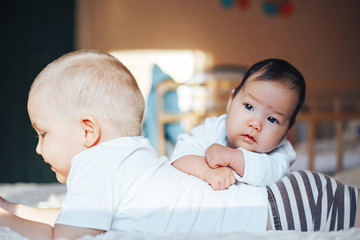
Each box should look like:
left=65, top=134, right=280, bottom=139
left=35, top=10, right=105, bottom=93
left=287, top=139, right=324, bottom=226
left=156, top=78, right=360, bottom=173
left=292, top=80, right=360, bottom=172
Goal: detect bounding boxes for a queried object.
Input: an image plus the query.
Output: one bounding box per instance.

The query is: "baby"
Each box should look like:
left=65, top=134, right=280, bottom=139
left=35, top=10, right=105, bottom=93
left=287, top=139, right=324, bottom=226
left=171, top=59, right=306, bottom=189
left=0, top=50, right=267, bottom=239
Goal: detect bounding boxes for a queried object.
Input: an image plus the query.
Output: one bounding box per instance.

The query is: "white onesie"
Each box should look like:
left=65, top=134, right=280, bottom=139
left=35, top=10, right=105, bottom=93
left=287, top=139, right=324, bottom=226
left=56, top=136, right=268, bottom=233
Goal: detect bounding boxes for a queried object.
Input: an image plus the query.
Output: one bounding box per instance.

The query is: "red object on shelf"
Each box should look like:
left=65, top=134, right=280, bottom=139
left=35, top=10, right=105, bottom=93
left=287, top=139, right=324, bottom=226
left=279, top=0, right=294, bottom=17
left=237, top=0, right=250, bottom=9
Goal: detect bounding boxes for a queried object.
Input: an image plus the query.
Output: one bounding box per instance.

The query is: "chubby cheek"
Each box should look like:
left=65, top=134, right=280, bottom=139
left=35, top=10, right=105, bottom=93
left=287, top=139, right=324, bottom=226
left=225, top=116, right=241, bottom=134
left=42, top=148, right=71, bottom=182
left=225, top=125, right=237, bottom=147
left=261, top=129, right=287, bottom=152
left=258, top=142, right=277, bottom=153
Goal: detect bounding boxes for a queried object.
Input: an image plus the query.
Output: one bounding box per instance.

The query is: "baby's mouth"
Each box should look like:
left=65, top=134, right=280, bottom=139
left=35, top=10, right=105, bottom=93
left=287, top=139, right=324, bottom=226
left=242, top=134, right=256, bottom=143
left=44, top=161, right=55, bottom=172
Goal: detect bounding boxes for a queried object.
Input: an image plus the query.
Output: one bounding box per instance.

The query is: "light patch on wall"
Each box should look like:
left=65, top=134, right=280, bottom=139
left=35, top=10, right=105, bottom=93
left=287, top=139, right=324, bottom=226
left=110, top=49, right=213, bottom=100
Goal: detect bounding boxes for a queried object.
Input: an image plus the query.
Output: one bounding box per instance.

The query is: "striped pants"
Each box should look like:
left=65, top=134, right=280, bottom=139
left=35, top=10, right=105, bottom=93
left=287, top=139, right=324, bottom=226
left=267, top=170, right=358, bottom=231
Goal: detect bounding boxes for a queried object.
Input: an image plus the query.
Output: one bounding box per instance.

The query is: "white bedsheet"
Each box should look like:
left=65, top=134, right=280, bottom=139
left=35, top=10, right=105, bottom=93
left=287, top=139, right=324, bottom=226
left=1, top=224, right=359, bottom=240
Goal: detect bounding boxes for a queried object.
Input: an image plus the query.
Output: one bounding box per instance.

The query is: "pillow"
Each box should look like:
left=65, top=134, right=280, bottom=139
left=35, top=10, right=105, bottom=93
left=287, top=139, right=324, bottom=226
left=143, top=64, right=184, bottom=150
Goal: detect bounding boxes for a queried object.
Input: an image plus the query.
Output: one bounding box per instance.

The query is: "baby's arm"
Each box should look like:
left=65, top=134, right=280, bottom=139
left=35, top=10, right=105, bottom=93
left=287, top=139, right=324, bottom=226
left=240, top=139, right=295, bottom=186
left=0, top=205, right=102, bottom=240
left=210, top=139, right=295, bottom=186
left=171, top=116, right=236, bottom=190
left=0, top=196, right=60, bottom=226
left=206, top=139, right=295, bottom=186
left=172, top=155, right=209, bottom=179
left=173, top=155, right=235, bottom=190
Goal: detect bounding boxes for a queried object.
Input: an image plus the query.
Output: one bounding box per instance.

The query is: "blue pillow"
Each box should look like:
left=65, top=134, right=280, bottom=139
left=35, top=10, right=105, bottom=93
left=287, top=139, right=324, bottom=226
left=143, top=64, right=185, bottom=150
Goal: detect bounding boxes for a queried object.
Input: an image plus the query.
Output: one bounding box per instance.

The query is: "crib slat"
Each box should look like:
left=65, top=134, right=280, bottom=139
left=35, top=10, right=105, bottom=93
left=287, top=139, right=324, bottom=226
left=307, top=120, right=316, bottom=171
left=335, top=120, right=343, bottom=172
left=334, top=99, right=343, bottom=172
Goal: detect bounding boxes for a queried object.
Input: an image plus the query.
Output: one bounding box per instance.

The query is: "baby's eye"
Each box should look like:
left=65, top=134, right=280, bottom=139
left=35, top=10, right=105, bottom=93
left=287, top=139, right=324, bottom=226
left=244, top=104, right=253, bottom=111
left=267, top=117, right=278, bottom=124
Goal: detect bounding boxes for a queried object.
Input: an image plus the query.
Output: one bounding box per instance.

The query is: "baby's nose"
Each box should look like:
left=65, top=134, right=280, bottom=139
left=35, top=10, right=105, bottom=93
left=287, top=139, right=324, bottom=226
left=35, top=142, right=42, bottom=155
left=248, top=119, right=262, bottom=131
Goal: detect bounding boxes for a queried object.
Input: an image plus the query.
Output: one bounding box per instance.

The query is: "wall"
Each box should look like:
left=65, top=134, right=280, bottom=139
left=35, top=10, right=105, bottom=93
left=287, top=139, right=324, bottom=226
left=0, top=0, right=75, bottom=183
left=76, top=0, right=360, bottom=82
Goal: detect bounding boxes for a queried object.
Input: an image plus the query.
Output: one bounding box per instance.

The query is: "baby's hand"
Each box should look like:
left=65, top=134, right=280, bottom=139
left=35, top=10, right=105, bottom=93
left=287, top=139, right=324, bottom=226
left=204, top=167, right=236, bottom=190
left=205, top=143, right=234, bottom=168
left=0, top=196, right=11, bottom=214
left=0, top=196, right=7, bottom=208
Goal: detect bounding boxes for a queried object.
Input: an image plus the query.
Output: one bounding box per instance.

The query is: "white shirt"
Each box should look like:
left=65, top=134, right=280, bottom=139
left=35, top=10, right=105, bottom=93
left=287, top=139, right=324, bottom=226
left=170, top=114, right=296, bottom=186
left=56, top=136, right=268, bottom=233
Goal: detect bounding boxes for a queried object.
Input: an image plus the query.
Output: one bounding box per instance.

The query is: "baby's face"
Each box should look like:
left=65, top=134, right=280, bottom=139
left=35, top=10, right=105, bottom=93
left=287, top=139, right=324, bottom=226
left=225, top=75, right=298, bottom=153
left=27, top=91, right=85, bottom=183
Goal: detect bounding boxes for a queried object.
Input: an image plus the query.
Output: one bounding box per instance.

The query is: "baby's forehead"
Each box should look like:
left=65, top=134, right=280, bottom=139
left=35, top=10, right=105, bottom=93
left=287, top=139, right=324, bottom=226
left=29, top=83, right=53, bottom=100
left=28, top=86, right=61, bottom=116
left=244, top=75, right=297, bottom=93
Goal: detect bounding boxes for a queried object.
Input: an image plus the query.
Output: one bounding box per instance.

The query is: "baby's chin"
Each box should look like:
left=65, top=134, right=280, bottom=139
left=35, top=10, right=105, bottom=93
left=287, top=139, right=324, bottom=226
left=227, top=138, right=272, bottom=153
left=56, top=174, right=67, bottom=184
left=236, top=142, right=270, bottom=153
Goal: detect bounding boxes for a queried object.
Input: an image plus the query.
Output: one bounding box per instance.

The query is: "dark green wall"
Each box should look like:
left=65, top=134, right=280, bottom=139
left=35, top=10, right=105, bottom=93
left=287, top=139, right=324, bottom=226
left=0, top=0, right=75, bottom=183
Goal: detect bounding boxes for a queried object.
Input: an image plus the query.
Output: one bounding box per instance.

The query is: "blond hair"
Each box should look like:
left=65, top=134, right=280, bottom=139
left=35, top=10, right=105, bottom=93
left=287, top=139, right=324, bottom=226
left=29, top=50, right=144, bottom=136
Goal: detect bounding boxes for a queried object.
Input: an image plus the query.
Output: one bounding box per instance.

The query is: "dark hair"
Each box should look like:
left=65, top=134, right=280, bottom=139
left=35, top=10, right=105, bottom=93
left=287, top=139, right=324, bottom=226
left=233, top=58, right=306, bottom=129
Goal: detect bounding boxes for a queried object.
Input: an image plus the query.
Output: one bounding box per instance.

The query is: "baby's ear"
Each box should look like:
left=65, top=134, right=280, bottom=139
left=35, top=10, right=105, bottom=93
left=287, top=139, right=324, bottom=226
left=226, top=89, right=236, bottom=112
left=80, top=115, right=101, bottom=148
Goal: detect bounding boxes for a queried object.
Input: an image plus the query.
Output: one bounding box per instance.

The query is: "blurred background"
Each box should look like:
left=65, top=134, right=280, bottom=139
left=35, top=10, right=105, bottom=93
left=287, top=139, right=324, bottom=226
left=1, top=0, right=359, bottom=183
